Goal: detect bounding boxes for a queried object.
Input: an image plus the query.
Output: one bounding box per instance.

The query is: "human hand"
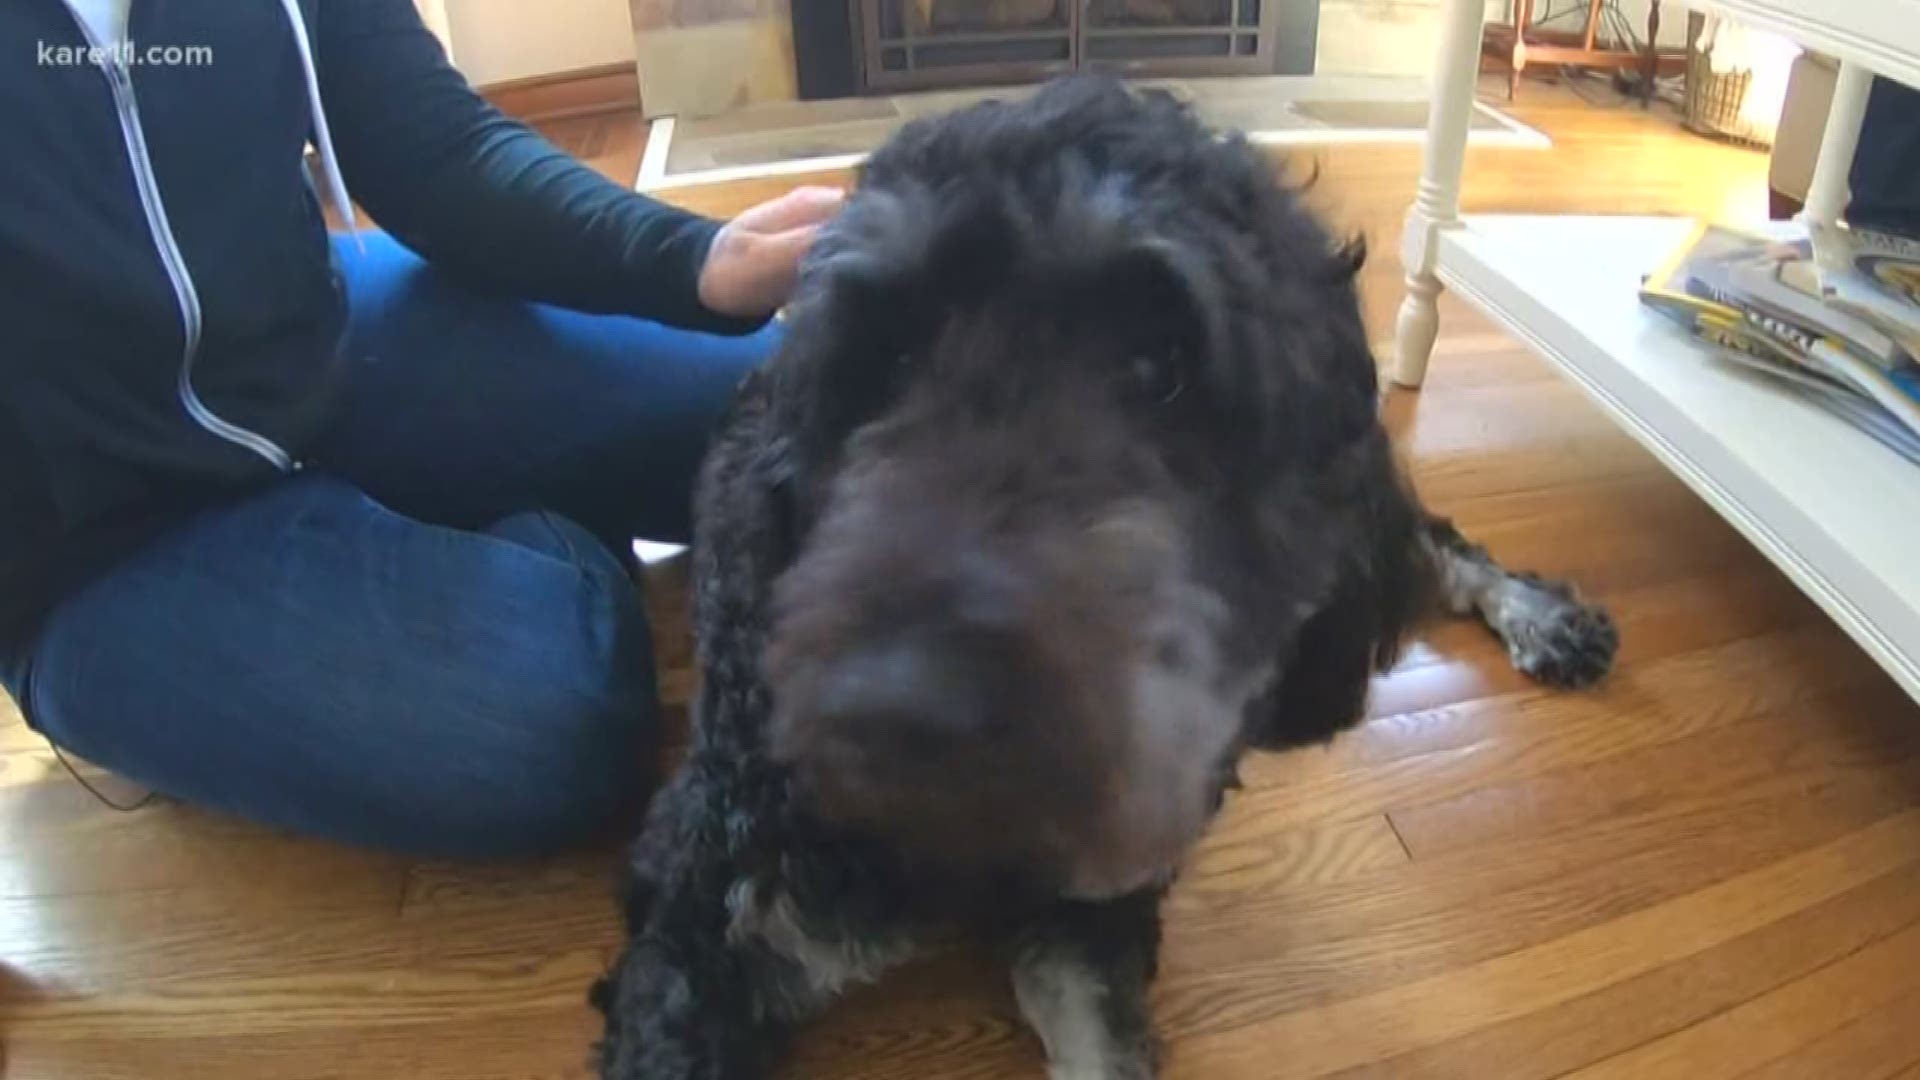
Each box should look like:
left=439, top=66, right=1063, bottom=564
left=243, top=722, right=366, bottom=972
left=697, top=186, right=846, bottom=320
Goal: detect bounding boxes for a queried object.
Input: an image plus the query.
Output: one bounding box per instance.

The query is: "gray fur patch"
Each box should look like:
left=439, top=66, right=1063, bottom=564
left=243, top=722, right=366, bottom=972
left=1014, top=953, right=1155, bottom=1080
left=725, top=881, right=915, bottom=1016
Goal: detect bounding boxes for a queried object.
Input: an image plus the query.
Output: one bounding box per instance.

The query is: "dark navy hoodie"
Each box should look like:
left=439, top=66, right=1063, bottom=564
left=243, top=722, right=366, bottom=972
left=1, top=0, right=757, bottom=647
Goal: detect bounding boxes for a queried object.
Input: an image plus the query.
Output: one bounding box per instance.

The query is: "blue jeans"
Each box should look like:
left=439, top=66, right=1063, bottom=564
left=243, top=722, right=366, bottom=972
left=0, top=233, right=774, bottom=858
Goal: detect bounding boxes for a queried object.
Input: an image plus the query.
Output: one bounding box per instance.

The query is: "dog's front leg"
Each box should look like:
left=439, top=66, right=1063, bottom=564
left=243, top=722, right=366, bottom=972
left=595, top=816, right=795, bottom=1078
left=597, top=857, right=918, bottom=1080
left=1008, top=888, right=1165, bottom=1080
left=1418, top=515, right=1618, bottom=689
left=596, top=927, right=780, bottom=1080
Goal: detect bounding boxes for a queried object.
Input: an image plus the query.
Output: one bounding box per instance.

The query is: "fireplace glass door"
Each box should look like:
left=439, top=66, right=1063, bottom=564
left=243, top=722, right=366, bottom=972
left=860, top=0, right=1276, bottom=92
left=862, top=2, right=1074, bottom=91
left=1083, top=0, right=1269, bottom=66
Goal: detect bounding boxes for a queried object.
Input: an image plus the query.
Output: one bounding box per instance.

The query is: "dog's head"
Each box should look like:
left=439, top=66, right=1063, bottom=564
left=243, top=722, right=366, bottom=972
left=759, top=78, right=1407, bottom=903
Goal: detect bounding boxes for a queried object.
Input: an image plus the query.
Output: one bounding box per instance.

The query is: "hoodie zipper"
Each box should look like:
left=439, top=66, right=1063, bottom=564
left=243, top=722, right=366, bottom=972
left=67, top=3, right=296, bottom=472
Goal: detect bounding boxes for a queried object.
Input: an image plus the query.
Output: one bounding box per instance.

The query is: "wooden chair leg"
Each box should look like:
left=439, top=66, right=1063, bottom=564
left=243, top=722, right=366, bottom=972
left=1580, top=0, right=1601, bottom=49
left=1510, top=0, right=1534, bottom=100
left=1643, top=0, right=1662, bottom=106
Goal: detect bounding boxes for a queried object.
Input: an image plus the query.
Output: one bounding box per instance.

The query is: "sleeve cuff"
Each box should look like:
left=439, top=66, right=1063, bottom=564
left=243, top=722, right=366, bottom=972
left=644, top=214, right=775, bottom=337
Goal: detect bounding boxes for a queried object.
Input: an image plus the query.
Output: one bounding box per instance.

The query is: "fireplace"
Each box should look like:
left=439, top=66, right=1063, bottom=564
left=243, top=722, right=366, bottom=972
left=792, top=1, right=1318, bottom=100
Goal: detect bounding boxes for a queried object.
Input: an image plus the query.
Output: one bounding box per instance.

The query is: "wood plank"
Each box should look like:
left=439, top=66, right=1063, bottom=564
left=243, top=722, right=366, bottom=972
left=784, top=746, right=1920, bottom=1075
left=0, top=875, right=618, bottom=1003
left=1159, top=757, right=1920, bottom=1000
left=1393, top=379, right=1669, bottom=506
left=1404, top=558, right=1817, bottom=670
left=1372, top=560, right=1821, bottom=719
left=1162, top=810, right=1920, bottom=1078
left=1431, top=471, right=1766, bottom=597
left=1736, top=986, right=1920, bottom=1080
left=1237, top=626, right=1902, bottom=832
left=1565, top=920, right=1920, bottom=1079
left=1165, top=815, right=1408, bottom=918
left=768, top=801, right=1920, bottom=1079
left=1321, top=862, right=1920, bottom=1080
left=400, top=851, right=622, bottom=919
left=6, top=953, right=608, bottom=1042
left=1368, top=625, right=1841, bottom=769
left=0, top=783, right=407, bottom=904
left=1387, top=691, right=1920, bottom=860
left=2, top=1011, right=603, bottom=1080
left=480, top=62, right=641, bottom=125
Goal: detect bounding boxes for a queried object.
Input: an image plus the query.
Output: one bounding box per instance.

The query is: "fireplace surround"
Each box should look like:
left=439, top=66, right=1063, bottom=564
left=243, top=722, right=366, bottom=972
left=794, top=1, right=1319, bottom=99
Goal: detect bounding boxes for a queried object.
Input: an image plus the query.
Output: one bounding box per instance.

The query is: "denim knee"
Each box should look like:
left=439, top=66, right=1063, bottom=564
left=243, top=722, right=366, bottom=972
left=428, top=512, right=662, bottom=857
left=5, top=494, right=667, bottom=861
left=439, top=673, right=656, bottom=859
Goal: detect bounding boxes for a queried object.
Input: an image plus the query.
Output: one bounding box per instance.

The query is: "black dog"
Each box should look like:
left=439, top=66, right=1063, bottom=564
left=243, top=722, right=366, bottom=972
left=592, top=76, right=1617, bottom=1080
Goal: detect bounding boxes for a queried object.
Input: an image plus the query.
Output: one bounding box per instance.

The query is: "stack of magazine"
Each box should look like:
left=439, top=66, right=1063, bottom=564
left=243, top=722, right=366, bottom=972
left=1639, top=219, right=1920, bottom=465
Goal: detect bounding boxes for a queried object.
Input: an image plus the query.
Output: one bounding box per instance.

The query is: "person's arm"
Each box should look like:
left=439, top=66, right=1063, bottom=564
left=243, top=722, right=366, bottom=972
left=312, top=0, right=771, bottom=332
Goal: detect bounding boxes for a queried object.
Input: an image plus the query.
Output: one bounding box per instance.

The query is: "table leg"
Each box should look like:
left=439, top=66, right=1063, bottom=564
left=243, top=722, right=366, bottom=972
left=1392, top=0, right=1487, bottom=389
left=1802, top=61, right=1873, bottom=229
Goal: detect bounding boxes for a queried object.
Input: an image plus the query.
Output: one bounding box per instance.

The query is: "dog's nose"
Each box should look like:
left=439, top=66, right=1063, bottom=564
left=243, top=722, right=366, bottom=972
left=807, top=638, right=987, bottom=743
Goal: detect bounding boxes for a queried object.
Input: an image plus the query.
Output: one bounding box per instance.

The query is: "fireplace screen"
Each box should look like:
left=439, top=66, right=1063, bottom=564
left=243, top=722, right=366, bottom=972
left=859, top=1, right=1277, bottom=92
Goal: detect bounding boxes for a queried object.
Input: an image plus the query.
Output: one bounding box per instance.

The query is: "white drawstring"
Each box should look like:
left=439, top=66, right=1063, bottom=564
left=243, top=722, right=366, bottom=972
left=278, top=0, right=363, bottom=252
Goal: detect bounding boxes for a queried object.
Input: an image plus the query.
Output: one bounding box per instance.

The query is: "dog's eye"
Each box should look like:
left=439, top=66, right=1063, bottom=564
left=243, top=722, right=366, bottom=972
left=1119, top=352, right=1186, bottom=405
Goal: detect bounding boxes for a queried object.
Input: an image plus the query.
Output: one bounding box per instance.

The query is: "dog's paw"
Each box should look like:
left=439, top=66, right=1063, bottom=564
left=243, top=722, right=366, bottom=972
left=1497, top=574, right=1619, bottom=690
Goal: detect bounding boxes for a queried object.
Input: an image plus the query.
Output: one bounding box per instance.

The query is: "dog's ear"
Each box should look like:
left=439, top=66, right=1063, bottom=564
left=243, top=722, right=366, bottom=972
left=1241, top=434, right=1428, bottom=750
left=1090, top=235, right=1229, bottom=380
left=1242, top=575, right=1380, bottom=751
left=1036, top=162, right=1228, bottom=367
left=688, top=369, right=805, bottom=686
left=772, top=181, right=1025, bottom=479
left=796, top=179, right=1024, bottom=324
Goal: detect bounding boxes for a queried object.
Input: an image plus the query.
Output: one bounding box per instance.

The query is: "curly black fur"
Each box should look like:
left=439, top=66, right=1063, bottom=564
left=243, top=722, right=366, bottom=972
left=592, top=76, right=1616, bottom=1079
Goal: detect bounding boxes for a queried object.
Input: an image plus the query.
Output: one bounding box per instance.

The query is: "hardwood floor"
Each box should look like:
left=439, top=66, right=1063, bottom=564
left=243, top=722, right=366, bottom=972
left=9, top=84, right=1920, bottom=1079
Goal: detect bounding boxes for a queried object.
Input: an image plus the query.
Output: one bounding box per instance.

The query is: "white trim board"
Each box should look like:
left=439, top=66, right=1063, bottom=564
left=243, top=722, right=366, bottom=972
left=635, top=102, right=1548, bottom=193
left=633, top=541, right=685, bottom=566
left=1681, top=0, right=1920, bottom=92
left=636, top=116, right=676, bottom=190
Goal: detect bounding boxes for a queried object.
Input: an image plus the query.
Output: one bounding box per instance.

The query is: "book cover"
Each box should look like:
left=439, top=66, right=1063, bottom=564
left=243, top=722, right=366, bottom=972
left=1639, top=218, right=1920, bottom=460
left=1835, top=225, right=1920, bottom=304
left=1689, top=323, right=1920, bottom=466
left=1717, top=238, right=1908, bottom=370
left=1809, top=221, right=1920, bottom=356
left=1639, top=222, right=1760, bottom=331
